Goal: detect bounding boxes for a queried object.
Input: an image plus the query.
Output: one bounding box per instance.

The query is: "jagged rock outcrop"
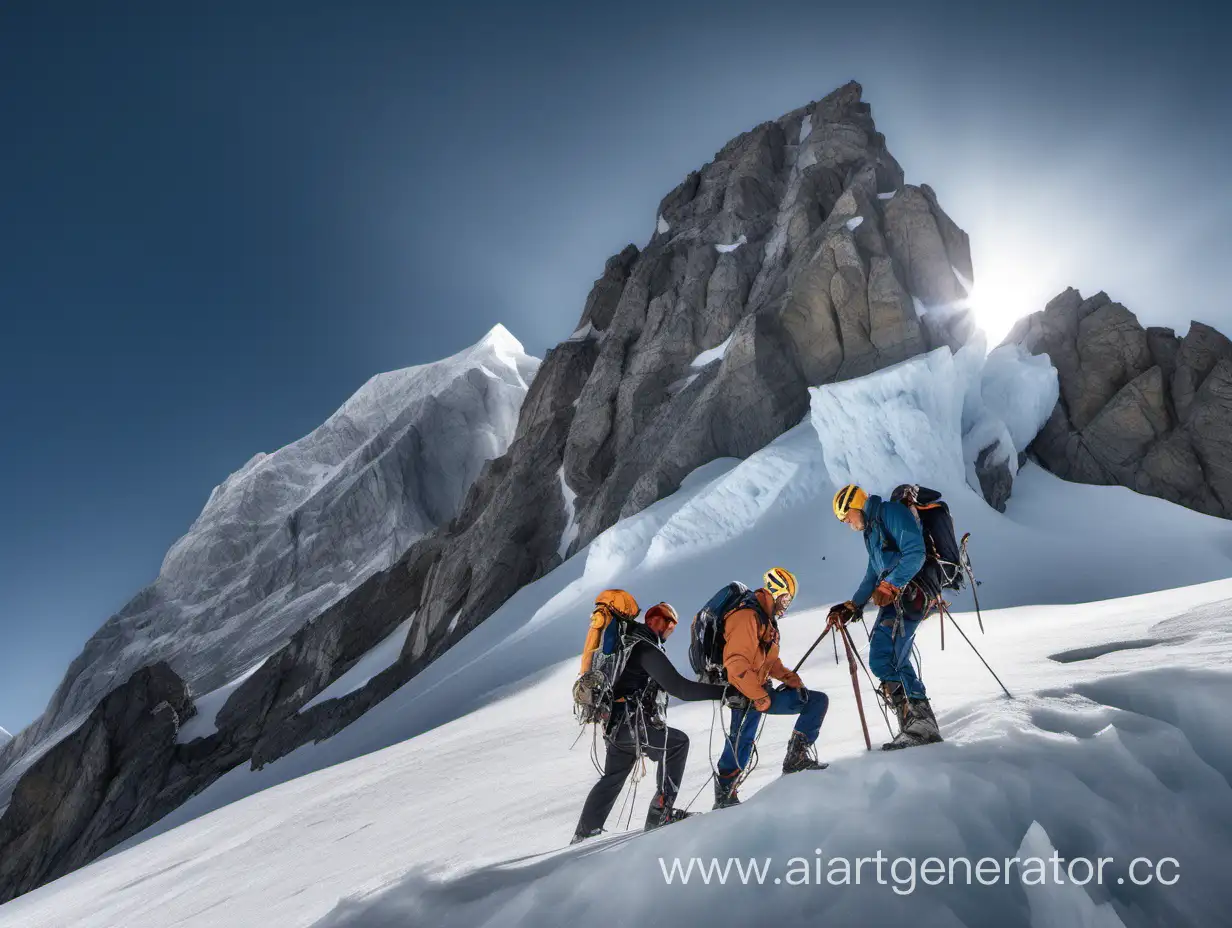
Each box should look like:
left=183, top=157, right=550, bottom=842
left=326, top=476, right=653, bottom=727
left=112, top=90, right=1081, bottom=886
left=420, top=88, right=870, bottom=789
left=0, top=327, right=538, bottom=804
left=0, top=81, right=978, bottom=902
left=400, top=81, right=975, bottom=667
left=0, top=664, right=193, bottom=903
left=1005, top=288, right=1232, bottom=517
left=974, top=445, right=1015, bottom=513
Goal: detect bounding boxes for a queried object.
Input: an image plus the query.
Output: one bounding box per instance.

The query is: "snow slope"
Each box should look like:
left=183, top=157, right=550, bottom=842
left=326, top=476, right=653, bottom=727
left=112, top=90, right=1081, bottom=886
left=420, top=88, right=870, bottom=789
left=0, top=730, right=9, bottom=748
left=3, top=345, right=1230, bottom=927
left=0, top=325, right=539, bottom=804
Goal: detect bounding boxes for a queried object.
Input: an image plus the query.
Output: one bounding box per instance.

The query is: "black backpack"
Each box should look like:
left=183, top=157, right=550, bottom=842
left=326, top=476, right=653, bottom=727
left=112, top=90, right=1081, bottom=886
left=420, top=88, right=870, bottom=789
left=890, top=484, right=965, bottom=592
left=688, top=582, right=768, bottom=683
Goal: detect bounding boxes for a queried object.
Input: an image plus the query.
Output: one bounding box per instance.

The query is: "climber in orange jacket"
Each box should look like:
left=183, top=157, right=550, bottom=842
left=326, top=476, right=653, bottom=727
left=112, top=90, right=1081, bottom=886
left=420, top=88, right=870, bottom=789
left=714, top=567, right=829, bottom=809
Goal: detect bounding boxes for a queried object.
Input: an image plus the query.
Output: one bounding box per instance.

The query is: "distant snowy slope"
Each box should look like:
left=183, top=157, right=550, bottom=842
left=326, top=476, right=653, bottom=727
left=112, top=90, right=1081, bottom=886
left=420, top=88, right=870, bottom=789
left=0, top=730, right=9, bottom=748
left=0, top=325, right=539, bottom=794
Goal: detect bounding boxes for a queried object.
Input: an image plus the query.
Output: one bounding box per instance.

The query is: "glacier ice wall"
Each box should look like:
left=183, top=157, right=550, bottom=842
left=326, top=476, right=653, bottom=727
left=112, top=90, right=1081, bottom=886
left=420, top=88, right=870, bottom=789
left=810, top=342, right=1058, bottom=500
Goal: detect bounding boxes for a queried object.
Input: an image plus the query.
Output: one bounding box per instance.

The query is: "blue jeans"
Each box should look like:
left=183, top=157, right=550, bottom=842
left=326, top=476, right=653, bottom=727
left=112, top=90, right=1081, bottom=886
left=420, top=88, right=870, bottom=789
left=717, top=686, right=829, bottom=779
left=869, top=599, right=927, bottom=698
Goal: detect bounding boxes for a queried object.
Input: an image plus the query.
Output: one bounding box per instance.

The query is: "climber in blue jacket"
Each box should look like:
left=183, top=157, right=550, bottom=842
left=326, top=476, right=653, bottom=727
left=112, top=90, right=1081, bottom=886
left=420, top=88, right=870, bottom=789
left=828, top=484, right=942, bottom=750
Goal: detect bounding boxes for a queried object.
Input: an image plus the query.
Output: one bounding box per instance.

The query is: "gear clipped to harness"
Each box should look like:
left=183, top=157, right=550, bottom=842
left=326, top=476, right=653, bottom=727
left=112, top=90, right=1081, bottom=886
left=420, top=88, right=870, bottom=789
left=573, top=590, right=641, bottom=726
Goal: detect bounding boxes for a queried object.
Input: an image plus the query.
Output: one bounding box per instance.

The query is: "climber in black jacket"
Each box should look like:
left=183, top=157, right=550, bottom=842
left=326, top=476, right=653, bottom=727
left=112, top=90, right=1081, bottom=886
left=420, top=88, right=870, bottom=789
left=572, top=602, right=727, bottom=843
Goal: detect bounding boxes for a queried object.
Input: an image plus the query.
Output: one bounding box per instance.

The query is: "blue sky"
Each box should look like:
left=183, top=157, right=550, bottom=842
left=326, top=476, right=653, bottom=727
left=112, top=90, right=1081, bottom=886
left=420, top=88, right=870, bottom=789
left=1, top=0, right=1228, bottom=732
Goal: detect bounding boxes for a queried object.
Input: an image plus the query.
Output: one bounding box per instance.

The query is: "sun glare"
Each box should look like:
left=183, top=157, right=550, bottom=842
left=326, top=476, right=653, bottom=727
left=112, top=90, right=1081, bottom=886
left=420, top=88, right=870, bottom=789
left=960, top=259, right=1047, bottom=348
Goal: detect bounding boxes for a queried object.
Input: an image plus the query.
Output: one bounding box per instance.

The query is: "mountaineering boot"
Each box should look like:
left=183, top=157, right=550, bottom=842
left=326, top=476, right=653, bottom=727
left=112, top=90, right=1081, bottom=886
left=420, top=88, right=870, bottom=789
left=571, top=826, right=603, bottom=845
left=782, top=731, right=829, bottom=775
left=882, top=697, right=943, bottom=751
left=713, top=774, right=741, bottom=810
left=645, top=793, right=692, bottom=831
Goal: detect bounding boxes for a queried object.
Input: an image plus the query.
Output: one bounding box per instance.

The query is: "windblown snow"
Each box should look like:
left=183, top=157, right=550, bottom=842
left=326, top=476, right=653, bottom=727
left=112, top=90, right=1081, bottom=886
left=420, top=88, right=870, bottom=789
left=4, top=345, right=1231, bottom=928
left=0, top=326, right=540, bottom=804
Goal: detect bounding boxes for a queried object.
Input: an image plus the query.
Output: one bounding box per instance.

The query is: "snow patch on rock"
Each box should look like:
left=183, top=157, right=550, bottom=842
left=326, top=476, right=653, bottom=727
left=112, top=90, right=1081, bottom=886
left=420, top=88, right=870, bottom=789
left=557, top=468, right=580, bottom=560
left=714, top=233, right=747, bottom=254
left=300, top=618, right=414, bottom=713
left=656, top=215, right=670, bottom=235
left=567, top=322, right=596, bottom=342
left=845, top=215, right=864, bottom=231
left=798, top=114, right=812, bottom=144
left=690, top=334, right=735, bottom=368
left=176, top=661, right=268, bottom=744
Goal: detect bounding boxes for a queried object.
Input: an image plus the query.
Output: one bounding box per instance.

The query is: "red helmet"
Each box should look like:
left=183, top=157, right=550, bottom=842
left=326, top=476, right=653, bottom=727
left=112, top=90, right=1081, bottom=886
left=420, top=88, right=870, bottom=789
left=645, top=602, right=679, bottom=628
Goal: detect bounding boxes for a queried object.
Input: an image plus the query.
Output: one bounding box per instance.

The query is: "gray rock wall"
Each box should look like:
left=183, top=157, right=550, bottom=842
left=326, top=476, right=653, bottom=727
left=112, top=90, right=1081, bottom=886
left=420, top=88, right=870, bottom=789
left=1005, top=288, right=1232, bottom=517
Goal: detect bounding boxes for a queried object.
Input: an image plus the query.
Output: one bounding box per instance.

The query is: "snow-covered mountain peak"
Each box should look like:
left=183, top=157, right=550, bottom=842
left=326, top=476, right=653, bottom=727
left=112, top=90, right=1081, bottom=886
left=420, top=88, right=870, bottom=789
left=4, top=326, right=541, bottom=781
left=0, top=729, right=10, bottom=748
left=476, top=321, right=527, bottom=355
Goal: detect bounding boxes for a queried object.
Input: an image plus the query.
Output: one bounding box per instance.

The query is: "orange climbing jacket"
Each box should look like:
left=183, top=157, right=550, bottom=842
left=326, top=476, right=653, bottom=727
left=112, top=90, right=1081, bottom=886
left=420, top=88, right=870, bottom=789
left=721, top=589, right=801, bottom=703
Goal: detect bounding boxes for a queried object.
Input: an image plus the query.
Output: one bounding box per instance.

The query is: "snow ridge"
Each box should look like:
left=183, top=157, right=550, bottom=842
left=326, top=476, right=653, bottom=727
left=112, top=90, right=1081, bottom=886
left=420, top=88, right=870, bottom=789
left=4, top=327, right=541, bottom=789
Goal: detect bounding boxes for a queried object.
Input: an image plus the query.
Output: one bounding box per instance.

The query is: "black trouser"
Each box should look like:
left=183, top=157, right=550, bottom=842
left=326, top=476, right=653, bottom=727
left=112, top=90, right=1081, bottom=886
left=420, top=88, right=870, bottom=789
left=574, top=712, right=689, bottom=836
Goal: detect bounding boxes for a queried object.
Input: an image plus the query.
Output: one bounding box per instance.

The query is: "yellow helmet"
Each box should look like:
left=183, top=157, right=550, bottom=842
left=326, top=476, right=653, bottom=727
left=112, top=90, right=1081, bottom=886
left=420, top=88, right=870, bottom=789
left=833, top=484, right=868, bottom=520
left=763, top=567, right=798, bottom=600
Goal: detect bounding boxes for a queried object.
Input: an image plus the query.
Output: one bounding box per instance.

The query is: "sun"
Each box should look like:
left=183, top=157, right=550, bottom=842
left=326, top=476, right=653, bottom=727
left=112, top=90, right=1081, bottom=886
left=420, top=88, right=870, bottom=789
left=959, top=258, right=1046, bottom=347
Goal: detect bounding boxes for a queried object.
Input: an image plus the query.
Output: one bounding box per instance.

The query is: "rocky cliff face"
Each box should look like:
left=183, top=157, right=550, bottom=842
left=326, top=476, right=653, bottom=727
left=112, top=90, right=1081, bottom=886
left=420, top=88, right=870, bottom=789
left=0, top=327, right=538, bottom=801
left=396, top=81, right=975, bottom=670
left=0, top=664, right=193, bottom=903
left=1005, top=288, right=1232, bottom=517
left=0, top=81, right=978, bottom=901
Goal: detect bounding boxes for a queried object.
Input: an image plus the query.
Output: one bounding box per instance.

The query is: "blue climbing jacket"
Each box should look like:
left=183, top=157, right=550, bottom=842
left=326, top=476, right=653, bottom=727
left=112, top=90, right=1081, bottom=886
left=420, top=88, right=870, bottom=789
left=852, top=495, right=927, bottom=607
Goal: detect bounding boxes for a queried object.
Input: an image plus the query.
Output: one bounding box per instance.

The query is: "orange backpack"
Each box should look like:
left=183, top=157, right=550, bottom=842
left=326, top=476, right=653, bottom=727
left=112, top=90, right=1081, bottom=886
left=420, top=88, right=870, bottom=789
left=573, top=590, right=640, bottom=724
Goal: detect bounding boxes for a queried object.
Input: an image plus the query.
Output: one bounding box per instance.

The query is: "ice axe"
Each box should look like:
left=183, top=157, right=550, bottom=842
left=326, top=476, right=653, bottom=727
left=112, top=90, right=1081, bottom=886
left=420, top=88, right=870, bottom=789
left=959, top=532, right=985, bottom=635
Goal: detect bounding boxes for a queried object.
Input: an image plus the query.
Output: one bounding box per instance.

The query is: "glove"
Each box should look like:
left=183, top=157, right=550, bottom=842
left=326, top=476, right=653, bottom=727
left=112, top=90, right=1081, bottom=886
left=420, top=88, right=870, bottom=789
left=753, top=695, right=772, bottom=712
left=828, top=600, right=861, bottom=625
left=723, top=689, right=751, bottom=710
left=870, top=580, right=900, bottom=607
left=777, top=670, right=803, bottom=690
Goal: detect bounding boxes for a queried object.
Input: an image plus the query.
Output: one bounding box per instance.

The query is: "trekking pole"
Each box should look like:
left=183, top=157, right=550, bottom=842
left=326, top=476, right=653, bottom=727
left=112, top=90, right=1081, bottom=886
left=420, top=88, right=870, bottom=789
left=935, top=599, right=1012, bottom=698
left=960, top=533, right=985, bottom=634
left=832, top=615, right=872, bottom=750
left=841, top=618, right=896, bottom=738
left=790, top=623, right=833, bottom=674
